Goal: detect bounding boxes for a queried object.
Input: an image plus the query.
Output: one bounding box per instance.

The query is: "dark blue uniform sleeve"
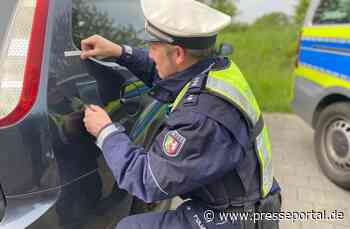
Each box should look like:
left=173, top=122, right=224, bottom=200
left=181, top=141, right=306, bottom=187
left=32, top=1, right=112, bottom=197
left=115, top=45, right=160, bottom=87
left=98, top=110, right=245, bottom=203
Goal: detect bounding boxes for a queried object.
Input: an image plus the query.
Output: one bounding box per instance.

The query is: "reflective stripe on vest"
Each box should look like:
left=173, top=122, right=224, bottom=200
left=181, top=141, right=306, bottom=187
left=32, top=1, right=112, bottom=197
left=171, top=61, right=273, bottom=198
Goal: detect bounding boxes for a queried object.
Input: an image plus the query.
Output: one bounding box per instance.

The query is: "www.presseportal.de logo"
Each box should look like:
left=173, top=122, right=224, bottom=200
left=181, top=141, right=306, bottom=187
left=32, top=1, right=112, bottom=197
left=203, top=209, right=344, bottom=224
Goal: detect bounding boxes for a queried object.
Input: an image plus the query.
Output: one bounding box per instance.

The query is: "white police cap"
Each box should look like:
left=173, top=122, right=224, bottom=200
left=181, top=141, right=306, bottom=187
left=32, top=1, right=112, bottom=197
left=141, top=0, right=231, bottom=49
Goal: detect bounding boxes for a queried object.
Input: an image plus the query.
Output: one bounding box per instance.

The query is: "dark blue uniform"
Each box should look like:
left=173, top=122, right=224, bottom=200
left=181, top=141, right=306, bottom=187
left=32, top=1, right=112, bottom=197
left=96, top=46, right=281, bottom=229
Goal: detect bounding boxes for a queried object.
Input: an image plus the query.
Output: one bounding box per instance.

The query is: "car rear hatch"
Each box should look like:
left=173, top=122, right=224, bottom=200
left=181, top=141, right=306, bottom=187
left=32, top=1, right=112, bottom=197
left=0, top=0, right=51, bottom=225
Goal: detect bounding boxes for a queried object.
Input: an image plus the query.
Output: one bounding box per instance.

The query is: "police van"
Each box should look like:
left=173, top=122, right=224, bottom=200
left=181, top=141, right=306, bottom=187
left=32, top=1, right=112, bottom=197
left=293, top=0, right=350, bottom=189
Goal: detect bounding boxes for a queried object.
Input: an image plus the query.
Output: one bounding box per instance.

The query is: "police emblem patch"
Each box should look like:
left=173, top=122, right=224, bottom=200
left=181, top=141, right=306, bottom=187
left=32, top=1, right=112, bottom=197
left=162, top=130, right=186, bottom=157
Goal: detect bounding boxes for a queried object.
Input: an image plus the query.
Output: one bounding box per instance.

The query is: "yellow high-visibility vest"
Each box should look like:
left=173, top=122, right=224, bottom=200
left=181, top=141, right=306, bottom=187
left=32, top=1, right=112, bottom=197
left=172, top=61, right=273, bottom=198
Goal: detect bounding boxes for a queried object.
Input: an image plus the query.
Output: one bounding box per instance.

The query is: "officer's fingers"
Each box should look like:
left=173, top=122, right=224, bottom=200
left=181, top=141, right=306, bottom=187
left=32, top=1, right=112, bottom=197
left=81, top=36, right=100, bottom=59
left=81, top=35, right=99, bottom=49
left=84, top=123, right=92, bottom=134
left=84, top=108, right=94, bottom=117
left=81, top=49, right=99, bottom=60
left=89, top=104, right=103, bottom=112
left=84, top=104, right=97, bottom=111
left=83, top=117, right=92, bottom=130
left=83, top=118, right=89, bottom=129
left=81, top=39, right=91, bottom=51
left=81, top=38, right=94, bottom=52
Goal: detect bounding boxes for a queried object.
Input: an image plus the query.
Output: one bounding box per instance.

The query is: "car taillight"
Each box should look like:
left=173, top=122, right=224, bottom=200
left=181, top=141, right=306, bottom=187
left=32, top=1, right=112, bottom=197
left=0, top=0, right=49, bottom=127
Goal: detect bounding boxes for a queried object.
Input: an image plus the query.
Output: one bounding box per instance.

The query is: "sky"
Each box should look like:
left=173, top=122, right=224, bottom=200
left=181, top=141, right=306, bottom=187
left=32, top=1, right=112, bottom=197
left=233, top=0, right=299, bottom=23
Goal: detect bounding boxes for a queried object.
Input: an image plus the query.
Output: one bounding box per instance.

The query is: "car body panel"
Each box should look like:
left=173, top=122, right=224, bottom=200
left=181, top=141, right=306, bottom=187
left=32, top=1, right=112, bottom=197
left=0, top=0, right=168, bottom=227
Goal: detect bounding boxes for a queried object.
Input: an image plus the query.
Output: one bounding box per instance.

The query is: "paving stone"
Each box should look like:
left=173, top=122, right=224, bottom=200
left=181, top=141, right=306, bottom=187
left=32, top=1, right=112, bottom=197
left=281, top=175, right=310, bottom=187
left=321, top=191, right=350, bottom=208
left=298, top=187, right=328, bottom=204
left=335, top=225, right=350, bottom=229
left=308, top=176, right=340, bottom=191
left=282, top=151, right=309, bottom=166
left=282, top=199, right=313, bottom=212
left=301, top=221, right=335, bottom=229
left=281, top=185, right=298, bottom=201
left=272, top=152, right=285, bottom=163
left=274, top=164, right=297, bottom=177
left=295, top=164, right=323, bottom=177
left=280, top=220, right=302, bottom=229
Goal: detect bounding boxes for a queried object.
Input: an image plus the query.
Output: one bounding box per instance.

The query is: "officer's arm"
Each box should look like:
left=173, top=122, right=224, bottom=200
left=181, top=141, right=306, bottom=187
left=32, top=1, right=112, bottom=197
left=97, top=110, right=245, bottom=203
left=115, top=45, right=160, bottom=87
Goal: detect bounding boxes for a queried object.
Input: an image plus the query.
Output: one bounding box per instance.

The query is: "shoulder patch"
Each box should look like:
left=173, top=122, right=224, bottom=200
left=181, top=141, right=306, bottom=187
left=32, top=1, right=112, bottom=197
left=162, top=130, right=186, bottom=157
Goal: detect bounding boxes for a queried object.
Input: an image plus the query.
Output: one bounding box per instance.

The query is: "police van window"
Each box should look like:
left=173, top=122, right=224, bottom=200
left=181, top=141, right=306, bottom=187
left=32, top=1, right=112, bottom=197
left=72, top=0, right=148, bottom=49
left=313, top=0, right=350, bottom=24
left=0, top=1, right=17, bottom=50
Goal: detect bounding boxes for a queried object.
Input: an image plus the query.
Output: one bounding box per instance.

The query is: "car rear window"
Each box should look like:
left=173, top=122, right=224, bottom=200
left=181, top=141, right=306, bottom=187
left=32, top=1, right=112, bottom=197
left=0, top=1, right=17, bottom=51
left=72, top=0, right=148, bottom=49
left=313, top=0, right=350, bottom=24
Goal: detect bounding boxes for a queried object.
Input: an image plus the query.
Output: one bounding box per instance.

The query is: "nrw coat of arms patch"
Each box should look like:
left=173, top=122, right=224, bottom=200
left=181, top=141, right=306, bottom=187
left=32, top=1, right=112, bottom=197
left=162, top=130, right=186, bottom=157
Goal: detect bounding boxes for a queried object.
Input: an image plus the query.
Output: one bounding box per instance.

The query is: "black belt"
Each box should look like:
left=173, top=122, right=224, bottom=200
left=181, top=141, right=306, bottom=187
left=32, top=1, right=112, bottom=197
left=223, top=192, right=281, bottom=229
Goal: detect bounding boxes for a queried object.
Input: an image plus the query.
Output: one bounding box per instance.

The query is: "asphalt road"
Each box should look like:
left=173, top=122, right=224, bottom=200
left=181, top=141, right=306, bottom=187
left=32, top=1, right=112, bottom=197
left=171, top=113, right=350, bottom=229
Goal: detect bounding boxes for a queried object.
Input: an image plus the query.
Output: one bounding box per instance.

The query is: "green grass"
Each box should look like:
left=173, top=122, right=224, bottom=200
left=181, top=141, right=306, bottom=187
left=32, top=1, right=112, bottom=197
left=217, top=23, right=299, bottom=112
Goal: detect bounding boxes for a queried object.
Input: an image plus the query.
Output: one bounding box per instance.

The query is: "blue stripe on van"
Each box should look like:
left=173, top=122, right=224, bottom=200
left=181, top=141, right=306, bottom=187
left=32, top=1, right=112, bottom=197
left=299, top=40, right=350, bottom=80
left=301, top=39, right=350, bottom=51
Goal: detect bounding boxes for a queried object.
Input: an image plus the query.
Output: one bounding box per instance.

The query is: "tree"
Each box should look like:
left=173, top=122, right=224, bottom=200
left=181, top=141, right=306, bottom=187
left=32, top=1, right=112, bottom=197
left=72, top=0, right=143, bottom=48
left=294, top=0, right=310, bottom=25
left=197, top=0, right=237, bottom=17
left=254, top=12, right=291, bottom=28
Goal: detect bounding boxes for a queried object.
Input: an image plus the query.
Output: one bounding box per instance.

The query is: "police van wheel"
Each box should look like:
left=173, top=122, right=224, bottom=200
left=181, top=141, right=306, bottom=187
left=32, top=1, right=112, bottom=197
left=315, top=102, right=350, bottom=189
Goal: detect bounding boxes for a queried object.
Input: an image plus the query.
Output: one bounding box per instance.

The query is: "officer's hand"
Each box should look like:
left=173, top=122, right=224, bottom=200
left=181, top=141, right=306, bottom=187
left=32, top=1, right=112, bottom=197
left=83, top=105, right=112, bottom=137
left=80, top=35, right=122, bottom=60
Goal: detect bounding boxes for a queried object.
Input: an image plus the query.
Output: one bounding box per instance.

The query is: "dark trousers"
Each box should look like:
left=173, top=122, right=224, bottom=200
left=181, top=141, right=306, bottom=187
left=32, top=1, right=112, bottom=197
left=116, top=193, right=281, bottom=229
left=116, top=200, right=240, bottom=229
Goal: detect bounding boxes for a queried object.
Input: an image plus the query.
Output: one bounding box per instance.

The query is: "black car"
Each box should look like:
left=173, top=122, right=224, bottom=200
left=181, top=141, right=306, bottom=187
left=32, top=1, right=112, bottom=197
left=0, top=0, right=171, bottom=228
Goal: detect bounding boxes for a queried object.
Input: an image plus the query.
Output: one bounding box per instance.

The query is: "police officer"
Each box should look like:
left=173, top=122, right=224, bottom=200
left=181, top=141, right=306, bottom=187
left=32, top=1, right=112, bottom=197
left=82, top=0, right=281, bottom=228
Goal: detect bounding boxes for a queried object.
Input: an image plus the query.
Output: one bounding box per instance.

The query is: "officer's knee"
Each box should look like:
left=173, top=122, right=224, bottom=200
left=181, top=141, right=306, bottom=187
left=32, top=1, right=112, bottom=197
left=116, top=216, right=134, bottom=229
